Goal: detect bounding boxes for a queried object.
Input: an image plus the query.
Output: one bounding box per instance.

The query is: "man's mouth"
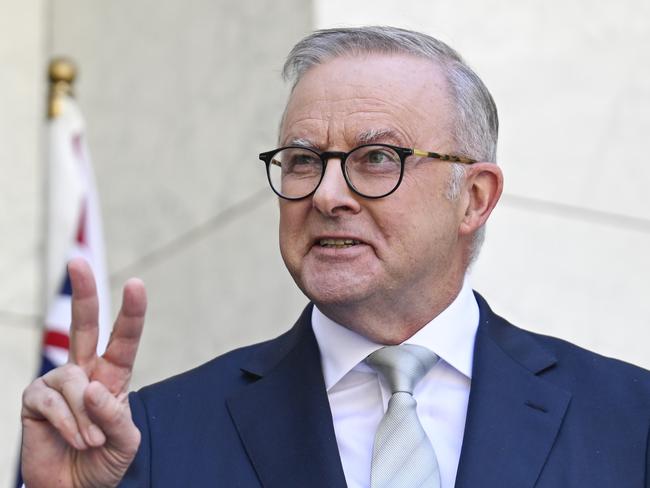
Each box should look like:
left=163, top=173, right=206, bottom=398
left=318, top=238, right=361, bottom=249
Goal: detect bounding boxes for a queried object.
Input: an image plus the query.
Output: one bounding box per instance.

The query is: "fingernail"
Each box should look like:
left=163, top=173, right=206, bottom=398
left=74, top=432, right=87, bottom=450
left=87, top=424, right=106, bottom=446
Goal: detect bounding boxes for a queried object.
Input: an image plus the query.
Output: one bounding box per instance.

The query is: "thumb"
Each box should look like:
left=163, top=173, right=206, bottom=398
left=84, top=381, right=141, bottom=456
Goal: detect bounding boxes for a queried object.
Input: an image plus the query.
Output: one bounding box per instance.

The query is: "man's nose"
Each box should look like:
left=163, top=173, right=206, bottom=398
left=312, top=158, right=361, bottom=217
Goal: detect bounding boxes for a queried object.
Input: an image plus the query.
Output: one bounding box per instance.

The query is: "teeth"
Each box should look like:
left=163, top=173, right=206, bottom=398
left=319, top=238, right=361, bottom=248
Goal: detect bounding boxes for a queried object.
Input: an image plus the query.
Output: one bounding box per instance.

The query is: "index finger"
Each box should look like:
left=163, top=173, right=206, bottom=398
left=67, top=258, right=100, bottom=368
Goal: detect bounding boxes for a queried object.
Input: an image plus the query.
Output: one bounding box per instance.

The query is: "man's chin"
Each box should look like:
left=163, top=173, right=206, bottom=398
left=286, top=256, right=382, bottom=308
left=299, top=277, right=375, bottom=308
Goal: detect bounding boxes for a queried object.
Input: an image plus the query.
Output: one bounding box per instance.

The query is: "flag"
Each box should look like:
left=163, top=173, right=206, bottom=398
left=40, top=92, right=111, bottom=374
left=16, top=61, right=111, bottom=488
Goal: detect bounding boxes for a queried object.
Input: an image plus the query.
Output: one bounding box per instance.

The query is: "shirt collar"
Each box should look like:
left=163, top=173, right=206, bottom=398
left=312, top=276, right=479, bottom=391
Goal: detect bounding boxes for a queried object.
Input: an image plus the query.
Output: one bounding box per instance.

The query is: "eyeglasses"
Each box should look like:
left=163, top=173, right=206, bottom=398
left=259, top=143, right=476, bottom=200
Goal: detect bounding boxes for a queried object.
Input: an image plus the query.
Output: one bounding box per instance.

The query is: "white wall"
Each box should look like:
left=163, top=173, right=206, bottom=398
left=316, top=0, right=650, bottom=368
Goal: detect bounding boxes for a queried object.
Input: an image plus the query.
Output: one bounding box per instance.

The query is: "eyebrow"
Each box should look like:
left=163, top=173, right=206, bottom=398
left=284, top=128, right=402, bottom=150
left=354, top=128, right=402, bottom=146
left=284, top=137, right=318, bottom=149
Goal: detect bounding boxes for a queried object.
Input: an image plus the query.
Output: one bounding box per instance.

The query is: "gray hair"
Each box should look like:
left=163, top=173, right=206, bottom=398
left=282, top=26, right=498, bottom=263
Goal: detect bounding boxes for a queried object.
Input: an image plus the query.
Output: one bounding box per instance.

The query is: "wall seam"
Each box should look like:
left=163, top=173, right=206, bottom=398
left=501, top=193, right=650, bottom=234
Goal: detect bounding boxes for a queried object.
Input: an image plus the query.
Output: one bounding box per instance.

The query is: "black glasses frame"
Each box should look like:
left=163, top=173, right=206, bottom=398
left=258, top=143, right=477, bottom=200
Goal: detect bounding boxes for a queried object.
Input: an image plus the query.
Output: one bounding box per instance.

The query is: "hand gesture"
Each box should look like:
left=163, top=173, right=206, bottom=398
left=21, top=258, right=146, bottom=488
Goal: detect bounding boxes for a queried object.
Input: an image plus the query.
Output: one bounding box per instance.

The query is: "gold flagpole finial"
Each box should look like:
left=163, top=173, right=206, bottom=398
left=48, top=57, right=77, bottom=119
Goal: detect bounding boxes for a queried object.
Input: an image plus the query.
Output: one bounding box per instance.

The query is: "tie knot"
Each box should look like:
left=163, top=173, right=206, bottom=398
left=366, top=344, right=439, bottom=394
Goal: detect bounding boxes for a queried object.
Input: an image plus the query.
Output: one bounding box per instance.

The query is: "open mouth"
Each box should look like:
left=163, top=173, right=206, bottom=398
left=318, top=238, right=361, bottom=249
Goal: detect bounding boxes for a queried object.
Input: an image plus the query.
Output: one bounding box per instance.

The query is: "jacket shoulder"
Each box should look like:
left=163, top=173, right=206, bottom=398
left=477, top=293, right=650, bottom=413
left=527, top=328, right=650, bottom=404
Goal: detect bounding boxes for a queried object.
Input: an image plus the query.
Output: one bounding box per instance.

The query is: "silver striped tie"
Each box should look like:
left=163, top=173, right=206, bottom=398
left=366, top=344, right=441, bottom=488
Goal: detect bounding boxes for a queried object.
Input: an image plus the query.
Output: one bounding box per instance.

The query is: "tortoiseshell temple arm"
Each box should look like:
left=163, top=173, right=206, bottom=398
left=412, top=149, right=477, bottom=164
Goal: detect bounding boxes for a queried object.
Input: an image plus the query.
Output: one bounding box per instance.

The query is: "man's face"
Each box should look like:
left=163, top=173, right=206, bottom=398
left=278, top=54, right=469, bottom=332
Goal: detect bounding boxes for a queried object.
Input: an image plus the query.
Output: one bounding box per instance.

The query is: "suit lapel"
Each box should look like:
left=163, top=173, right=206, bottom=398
left=226, top=305, right=347, bottom=488
left=455, top=295, right=571, bottom=488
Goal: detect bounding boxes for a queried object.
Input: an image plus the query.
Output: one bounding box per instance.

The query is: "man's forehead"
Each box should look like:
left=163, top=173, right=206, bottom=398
left=280, top=54, right=453, bottom=149
left=306, top=55, right=440, bottom=93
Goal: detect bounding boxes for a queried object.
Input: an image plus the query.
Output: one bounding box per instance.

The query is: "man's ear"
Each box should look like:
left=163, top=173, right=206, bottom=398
left=458, top=162, right=503, bottom=236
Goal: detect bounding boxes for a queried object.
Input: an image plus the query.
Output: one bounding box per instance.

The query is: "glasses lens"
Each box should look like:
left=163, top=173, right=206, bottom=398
left=345, top=145, right=402, bottom=197
left=267, top=147, right=322, bottom=199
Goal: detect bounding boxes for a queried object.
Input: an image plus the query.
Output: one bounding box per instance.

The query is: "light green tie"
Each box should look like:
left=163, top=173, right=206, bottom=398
left=366, top=344, right=441, bottom=488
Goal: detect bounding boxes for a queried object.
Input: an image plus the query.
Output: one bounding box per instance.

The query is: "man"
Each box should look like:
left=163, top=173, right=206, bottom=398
left=20, top=26, right=650, bottom=488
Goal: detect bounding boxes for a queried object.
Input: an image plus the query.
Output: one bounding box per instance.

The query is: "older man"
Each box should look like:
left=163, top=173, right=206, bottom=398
left=21, top=27, right=650, bottom=488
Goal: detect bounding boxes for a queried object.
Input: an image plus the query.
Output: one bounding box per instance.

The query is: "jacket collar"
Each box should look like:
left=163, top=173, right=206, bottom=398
left=226, top=304, right=347, bottom=488
left=455, top=293, right=571, bottom=488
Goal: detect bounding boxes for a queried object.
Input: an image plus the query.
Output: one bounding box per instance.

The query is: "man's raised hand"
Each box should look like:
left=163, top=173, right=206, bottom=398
left=21, top=258, right=146, bottom=488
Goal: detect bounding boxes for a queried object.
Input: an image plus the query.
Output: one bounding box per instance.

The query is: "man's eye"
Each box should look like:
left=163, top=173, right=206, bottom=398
left=292, top=155, right=318, bottom=165
left=361, top=149, right=399, bottom=166
left=282, top=151, right=321, bottom=176
left=367, top=151, right=392, bottom=164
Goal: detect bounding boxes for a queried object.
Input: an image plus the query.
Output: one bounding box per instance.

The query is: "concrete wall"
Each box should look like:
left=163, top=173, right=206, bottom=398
left=316, top=0, right=650, bottom=367
left=0, top=1, right=312, bottom=486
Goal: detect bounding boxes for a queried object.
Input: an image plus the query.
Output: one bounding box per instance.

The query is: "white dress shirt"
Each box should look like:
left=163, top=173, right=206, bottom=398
left=311, top=277, right=479, bottom=488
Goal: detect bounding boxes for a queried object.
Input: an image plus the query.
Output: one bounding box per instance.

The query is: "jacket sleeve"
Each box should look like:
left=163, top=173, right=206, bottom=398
left=118, top=391, right=151, bottom=488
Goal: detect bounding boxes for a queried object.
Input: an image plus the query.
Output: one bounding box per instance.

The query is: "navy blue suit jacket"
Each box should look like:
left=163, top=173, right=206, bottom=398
left=120, top=294, right=650, bottom=487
